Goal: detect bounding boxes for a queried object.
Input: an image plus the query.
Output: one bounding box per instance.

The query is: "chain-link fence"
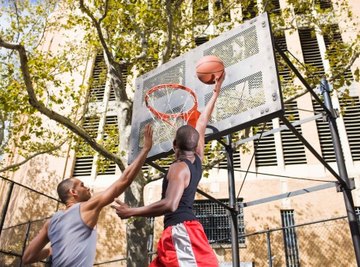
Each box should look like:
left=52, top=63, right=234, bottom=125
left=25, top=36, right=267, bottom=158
left=214, top=216, right=356, bottom=266
left=0, top=175, right=59, bottom=266
left=0, top=175, right=129, bottom=267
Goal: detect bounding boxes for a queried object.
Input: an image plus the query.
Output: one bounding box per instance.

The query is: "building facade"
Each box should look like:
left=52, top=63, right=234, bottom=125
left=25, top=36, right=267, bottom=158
left=0, top=0, right=359, bottom=266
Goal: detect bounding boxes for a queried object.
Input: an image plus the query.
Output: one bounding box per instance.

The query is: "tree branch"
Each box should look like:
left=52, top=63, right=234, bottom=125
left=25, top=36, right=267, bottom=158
left=78, top=0, right=114, bottom=65
left=0, top=139, right=67, bottom=173
left=160, top=0, right=174, bottom=64
left=0, top=37, right=125, bottom=170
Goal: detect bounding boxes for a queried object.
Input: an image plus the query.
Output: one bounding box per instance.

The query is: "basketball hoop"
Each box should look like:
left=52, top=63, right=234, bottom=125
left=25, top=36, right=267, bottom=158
left=145, top=83, right=201, bottom=128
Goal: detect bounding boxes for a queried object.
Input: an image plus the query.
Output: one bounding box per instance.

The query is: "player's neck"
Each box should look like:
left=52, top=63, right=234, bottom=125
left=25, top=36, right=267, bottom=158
left=177, top=150, right=195, bottom=161
left=65, top=199, right=79, bottom=209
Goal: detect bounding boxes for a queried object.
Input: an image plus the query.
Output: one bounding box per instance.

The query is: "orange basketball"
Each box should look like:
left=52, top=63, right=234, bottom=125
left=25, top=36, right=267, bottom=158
left=196, top=55, right=225, bottom=84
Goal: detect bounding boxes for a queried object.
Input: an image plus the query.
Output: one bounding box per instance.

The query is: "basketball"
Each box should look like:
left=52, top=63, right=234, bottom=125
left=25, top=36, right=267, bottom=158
left=196, top=55, right=225, bottom=84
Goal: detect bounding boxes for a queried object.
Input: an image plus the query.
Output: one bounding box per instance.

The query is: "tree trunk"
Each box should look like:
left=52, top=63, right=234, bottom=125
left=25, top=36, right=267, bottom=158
left=124, top=172, right=152, bottom=266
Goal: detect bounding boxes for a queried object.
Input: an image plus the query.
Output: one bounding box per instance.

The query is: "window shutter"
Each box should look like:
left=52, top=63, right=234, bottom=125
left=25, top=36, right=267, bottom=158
left=312, top=100, right=336, bottom=162
left=73, top=117, right=100, bottom=176
left=298, top=28, right=325, bottom=77
left=280, top=102, right=307, bottom=165
left=340, top=97, right=360, bottom=161
left=255, top=121, right=277, bottom=167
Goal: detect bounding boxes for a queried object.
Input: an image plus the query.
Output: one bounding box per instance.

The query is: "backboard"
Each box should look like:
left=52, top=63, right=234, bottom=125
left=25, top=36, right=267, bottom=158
left=128, top=12, right=283, bottom=163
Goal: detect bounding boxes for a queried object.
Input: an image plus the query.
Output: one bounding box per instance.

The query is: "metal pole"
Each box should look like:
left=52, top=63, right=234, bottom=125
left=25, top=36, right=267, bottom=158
left=320, top=77, right=360, bottom=266
left=20, top=221, right=31, bottom=266
left=225, top=135, right=240, bottom=267
left=0, top=181, right=14, bottom=237
left=266, top=229, right=273, bottom=267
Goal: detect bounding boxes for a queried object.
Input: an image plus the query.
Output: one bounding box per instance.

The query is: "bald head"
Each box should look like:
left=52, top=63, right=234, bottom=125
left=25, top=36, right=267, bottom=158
left=174, top=125, right=199, bottom=152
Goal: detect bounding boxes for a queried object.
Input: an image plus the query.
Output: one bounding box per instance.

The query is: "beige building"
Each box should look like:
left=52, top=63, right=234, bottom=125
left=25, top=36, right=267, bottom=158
left=1, top=0, right=359, bottom=266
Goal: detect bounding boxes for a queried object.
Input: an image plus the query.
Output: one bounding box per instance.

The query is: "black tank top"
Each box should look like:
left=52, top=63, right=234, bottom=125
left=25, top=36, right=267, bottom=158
left=162, top=154, right=202, bottom=229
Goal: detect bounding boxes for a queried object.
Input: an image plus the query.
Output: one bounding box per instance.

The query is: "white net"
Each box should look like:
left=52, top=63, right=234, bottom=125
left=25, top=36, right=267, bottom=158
left=144, top=84, right=200, bottom=151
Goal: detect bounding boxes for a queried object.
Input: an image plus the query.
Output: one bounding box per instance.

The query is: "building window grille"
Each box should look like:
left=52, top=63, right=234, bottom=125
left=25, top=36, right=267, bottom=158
left=214, top=0, right=231, bottom=23
left=254, top=121, right=277, bottom=167
left=89, top=53, right=107, bottom=102
left=218, top=149, right=241, bottom=170
left=195, top=36, right=209, bottom=46
left=340, top=97, right=360, bottom=161
left=316, top=0, right=332, bottom=10
left=280, top=102, right=307, bottom=165
left=193, top=198, right=245, bottom=245
left=298, top=28, right=325, bottom=78
left=323, top=24, right=354, bottom=82
left=193, top=1, right=209, bottom=25
left=97, top=116, right=118, bottom=175
left=293, top=1, right=311, bottom=15
left=274, top=32, right=293, bottom=87
left=312, top=100, right=336, bottom=162
left=73, top=117, right=99, bottom=176
left=242, top=0, right=258, bottom=20
left=281, top=210, right=300, bottom=267
left=265, top=0, right=281, bottom=15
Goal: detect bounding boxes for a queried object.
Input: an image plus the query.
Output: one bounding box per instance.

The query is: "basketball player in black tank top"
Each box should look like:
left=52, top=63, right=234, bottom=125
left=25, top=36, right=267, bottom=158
left=112, top=73, right=224, bottom=267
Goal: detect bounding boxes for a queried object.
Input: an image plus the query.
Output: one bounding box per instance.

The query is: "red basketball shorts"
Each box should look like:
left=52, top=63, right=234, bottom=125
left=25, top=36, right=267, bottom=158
left=149, top=220, right=219, bottom=267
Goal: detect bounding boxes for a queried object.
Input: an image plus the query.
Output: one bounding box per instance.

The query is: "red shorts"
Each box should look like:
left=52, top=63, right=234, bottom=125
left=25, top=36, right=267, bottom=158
left=149, top=220, right=219, bottom=267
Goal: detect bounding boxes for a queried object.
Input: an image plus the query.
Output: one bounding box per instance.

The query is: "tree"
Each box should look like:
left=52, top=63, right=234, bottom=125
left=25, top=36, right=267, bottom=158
left=0, top=0, right=358, bottom=265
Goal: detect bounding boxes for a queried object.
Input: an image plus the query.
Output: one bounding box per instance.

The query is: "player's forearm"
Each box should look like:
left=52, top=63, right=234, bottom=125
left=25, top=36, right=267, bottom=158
left=98, top=146, right=150, bottom=207
left=197, top=91, right=219, bottom=132
left=23, top=248, right=51, bottom=264
left=120, top=146, right=150, bottom=185
left=130, top=200, right=173, bottom=218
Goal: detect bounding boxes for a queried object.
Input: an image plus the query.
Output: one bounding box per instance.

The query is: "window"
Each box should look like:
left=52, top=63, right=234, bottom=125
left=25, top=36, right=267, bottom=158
left=340, top=97, right=360, bottom=161
left=195, top=36, right=209, bottom=47
left=281, top=210, right=300, bottom=267
left=274, top=32, right=293, bottom=87
left=214, top=0, right=231, bottom=23
left=73, top=117, right=99, bottom=176
left=293, top=0, right=311, bottom=15
left=280, top=102, right=307, bottom=165
left=218, top=149, right=241, bottom=170
left=323, top=24, right=354, bottom=82
left=298, top=28, right=325, bottom=78
left=193, top=198, right=245, bottom=244
left=89, top=53, right=108, bottom=102
left=268, top=0, right=281, bottom=15
left=242, top=0, right=257, bottom=20
left=193, top=0, right=209, bottom=25
left=316, top=0, right=332, bottom=10
left=97, top=116, right=118, bottom=175
left=254, top=121, right=277, bottom=167
left=312, top=100, right=336, bottom=162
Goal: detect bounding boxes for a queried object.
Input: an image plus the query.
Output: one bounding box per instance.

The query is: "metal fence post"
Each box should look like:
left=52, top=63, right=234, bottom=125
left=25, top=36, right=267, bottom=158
left=0, top=181, right=14, bottom=237
left=320, top=78, right=360, bottom=266
left=266, top=229, right=273, bottom=267
left=19, top=221, right=31, bottom=266
left=225, top=135, right=240, bottom=267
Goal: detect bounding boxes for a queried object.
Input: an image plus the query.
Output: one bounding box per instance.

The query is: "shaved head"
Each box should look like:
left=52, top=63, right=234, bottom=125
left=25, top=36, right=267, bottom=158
left=175, top=125, right=199, bottom=152
left=57, top=178, right=75, bottom=204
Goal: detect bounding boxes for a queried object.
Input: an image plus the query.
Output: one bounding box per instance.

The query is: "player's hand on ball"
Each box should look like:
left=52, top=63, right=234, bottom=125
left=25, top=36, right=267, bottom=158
left=111, top=199, right=131, bottom=219
left=214, top=71, right=225, bottom=94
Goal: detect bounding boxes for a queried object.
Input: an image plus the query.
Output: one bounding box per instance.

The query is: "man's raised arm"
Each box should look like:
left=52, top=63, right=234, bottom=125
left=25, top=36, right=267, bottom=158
left=81, top=124, right=153, bottom=226
left=195, top=73, right=224, bottom=160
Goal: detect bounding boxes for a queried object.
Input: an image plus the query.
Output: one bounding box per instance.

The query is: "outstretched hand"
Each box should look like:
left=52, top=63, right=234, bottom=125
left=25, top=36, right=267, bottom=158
left=143, top=123, right=153, bottom=152
left=111, top=199, right=132, bottom=219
